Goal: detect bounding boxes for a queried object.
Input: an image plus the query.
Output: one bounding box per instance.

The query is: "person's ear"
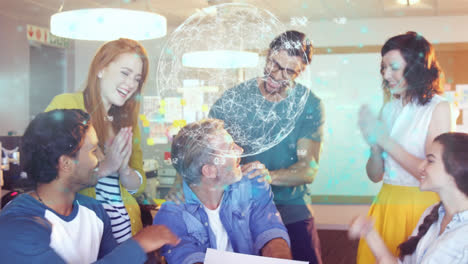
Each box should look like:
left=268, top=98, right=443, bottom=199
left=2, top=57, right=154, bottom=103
left=201, top=164, right=217, bottom=179
left=299, top=62, right=307, bottom=72
left=58, top=155, right=74, bottom=173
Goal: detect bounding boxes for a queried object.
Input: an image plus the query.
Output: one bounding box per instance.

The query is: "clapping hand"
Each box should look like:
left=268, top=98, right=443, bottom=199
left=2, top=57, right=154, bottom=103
left=117, top=128, right=134, bottom=177
left=348, top=215, right=374, bottom=240
left=97, top=127, right=133, bottom=178
left=358, top=105, right=389, bottom=147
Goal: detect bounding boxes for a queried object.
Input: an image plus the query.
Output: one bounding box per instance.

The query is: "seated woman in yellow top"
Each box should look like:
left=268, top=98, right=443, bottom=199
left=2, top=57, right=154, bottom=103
left=46, top=38, right=148, bottom=243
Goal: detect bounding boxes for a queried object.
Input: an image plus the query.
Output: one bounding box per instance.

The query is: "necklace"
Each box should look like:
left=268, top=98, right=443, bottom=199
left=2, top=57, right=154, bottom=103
left=35, top=191, right=45, bottom=205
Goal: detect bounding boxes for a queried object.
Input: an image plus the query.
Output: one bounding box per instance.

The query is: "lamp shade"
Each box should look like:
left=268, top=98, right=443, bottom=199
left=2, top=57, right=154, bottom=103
left=182, top=50, right=259, bottom=68
left=397, top=0, right=420, bottom=5
left=50, top=8, right=167, bottom=41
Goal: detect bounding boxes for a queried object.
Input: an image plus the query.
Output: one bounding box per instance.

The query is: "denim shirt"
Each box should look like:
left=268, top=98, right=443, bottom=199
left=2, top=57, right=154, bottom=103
left=153, top=176, right=290, bottom=264
left=400, top=204, right=468, bottom=264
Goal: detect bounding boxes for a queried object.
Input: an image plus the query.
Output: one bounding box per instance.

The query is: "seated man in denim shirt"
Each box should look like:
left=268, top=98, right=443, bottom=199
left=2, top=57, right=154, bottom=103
left=153, top=119, right=292, bottom=264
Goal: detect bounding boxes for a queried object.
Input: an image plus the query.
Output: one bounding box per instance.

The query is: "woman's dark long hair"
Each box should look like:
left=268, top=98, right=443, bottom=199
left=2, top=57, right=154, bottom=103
left=398, top=132, right=468, bottom=259
left=397, top=202, right=441, bottom=259
left=381, top=31, right=443, bottom=105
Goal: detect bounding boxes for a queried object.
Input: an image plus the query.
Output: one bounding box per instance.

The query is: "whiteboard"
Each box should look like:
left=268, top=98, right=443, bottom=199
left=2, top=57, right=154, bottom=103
left=298, top=53, right=384, bottom=196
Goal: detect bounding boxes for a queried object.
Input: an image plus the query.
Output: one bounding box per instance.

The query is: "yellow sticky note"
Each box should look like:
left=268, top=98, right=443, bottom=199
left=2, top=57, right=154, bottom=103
left=159, top=107, right=166, bottom=114
left=173, top=120, right=187, bottom=128
left=147, top=138, right=155, bottom=146
left=160, top=100, right=166, bottom=107
left=153, top=198, right=166, bottom=205
left=180, top=99, right=186, bottom=106
left=142, top=119, right=150, bottom=127
left=201, top=104, right=209, bottom=112
left=139, top=114, right=146, bottom=121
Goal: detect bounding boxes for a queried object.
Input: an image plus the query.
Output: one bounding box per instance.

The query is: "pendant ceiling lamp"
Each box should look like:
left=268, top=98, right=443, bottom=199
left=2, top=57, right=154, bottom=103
left=178, top=5, right=260, bottom=69
left=397, top=0, right=420, bottom=5
left=50, top=7, right=166, bottom=41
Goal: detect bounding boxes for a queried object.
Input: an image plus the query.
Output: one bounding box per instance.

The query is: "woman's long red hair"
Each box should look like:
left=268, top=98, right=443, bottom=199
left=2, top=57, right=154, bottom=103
left=83, top=38, right=149, bottom=148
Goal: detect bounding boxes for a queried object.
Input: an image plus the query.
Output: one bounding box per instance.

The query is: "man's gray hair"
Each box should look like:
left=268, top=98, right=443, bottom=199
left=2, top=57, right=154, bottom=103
left=171, top=119, right=225, bottom=185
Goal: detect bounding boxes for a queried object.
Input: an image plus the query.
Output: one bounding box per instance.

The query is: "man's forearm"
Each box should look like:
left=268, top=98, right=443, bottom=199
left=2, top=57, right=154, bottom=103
left=270, top=161, right=318, bottom=187
left=261, top=238, right=292, bottom=259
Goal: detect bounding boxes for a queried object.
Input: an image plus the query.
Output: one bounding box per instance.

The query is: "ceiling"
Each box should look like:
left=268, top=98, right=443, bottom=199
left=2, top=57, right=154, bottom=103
left=1, top=0, right=468, bottom=29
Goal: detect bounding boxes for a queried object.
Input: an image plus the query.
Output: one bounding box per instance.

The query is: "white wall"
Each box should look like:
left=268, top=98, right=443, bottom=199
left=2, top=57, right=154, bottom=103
left=300, top=53, right=384, bottom=196
left=73, top=15, right=468, bottom=90
left=301, top=15, right=468, bottom=47
left=0, top=15, right=75, bottom=136
left=0, top=15, right=30, bottom=136
left=313, top=204, right=371, bottom=230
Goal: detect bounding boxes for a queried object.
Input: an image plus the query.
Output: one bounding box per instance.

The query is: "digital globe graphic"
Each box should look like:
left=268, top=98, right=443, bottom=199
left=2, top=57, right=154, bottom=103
left=156, top=3, right=312, bottom=157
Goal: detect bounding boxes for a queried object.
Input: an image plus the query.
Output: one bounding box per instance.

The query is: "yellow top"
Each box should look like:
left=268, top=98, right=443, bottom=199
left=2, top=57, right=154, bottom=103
left=45, top=92, right=145, bottom=235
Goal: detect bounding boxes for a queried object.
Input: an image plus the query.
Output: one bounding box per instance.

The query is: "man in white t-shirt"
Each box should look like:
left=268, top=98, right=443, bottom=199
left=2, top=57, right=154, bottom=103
left=0, top=109, right=179, bottom=263
left=153, top=119, right=292, bottom=264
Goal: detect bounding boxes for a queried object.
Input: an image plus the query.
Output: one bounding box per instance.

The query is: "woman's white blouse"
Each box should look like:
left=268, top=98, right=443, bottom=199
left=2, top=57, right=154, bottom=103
left=381, top=95, right=446, bottom=186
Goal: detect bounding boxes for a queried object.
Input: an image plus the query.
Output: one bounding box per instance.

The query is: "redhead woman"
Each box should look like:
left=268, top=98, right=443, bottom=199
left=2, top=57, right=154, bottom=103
left=46, top=38, right=148, bottom=243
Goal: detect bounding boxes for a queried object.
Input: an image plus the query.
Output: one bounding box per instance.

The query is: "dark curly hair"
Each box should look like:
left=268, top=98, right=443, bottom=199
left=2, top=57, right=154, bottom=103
left=21, top=109, right=90, bottom=184
left=381, top=31, right=443, bottom=105
left=398, top=132, right=468, bottom=259
left=269, top=30, right=313, bottom=65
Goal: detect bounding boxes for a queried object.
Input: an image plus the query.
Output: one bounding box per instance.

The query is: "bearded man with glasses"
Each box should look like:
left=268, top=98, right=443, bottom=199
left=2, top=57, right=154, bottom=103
left=209, top=30, right=325, bottom=264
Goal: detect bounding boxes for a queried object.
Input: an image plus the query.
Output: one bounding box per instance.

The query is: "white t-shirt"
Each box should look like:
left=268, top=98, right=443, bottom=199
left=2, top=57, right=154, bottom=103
left=204, top=200, right=233, bottom=252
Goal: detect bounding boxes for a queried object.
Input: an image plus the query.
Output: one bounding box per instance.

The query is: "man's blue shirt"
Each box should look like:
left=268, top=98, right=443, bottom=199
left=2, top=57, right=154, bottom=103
left=153, top=176, right=290, bottom=264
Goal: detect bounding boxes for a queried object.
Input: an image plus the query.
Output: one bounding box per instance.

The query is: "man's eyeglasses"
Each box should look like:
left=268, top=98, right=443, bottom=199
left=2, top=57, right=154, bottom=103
left=265, top=58, right=301, bottom=80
